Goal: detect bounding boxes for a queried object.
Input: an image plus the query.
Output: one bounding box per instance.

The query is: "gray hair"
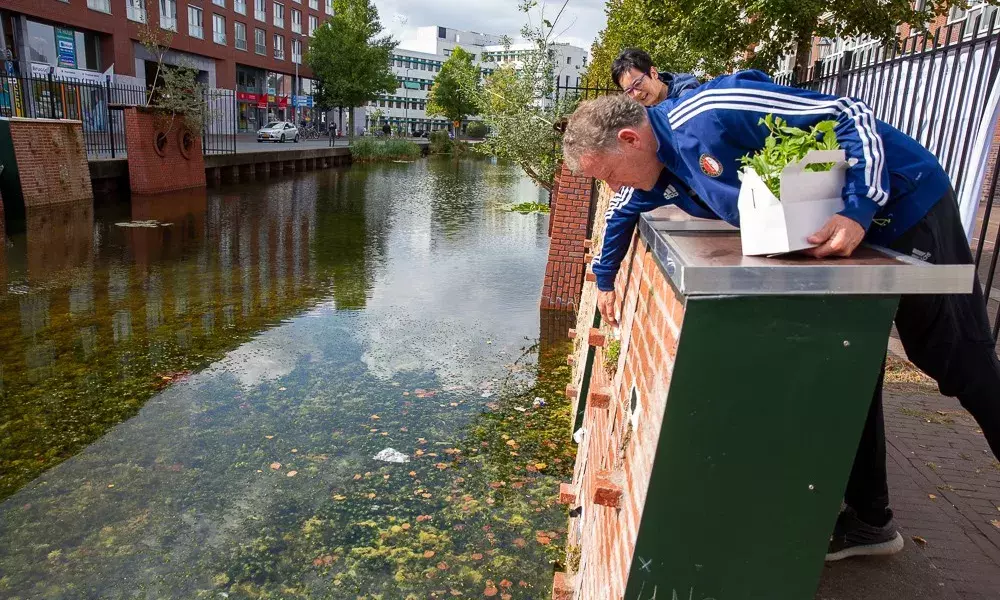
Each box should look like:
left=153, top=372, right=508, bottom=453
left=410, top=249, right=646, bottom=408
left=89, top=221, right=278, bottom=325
left=562, top=94, right=648, bottom=172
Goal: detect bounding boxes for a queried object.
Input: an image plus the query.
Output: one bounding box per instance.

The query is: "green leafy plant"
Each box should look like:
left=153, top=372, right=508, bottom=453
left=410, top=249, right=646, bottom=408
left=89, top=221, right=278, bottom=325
left=739, top=115, right=840, bottom=198
left=465, top=121, right=488, bottom=139
left=504, top=202, right=550, bottom=214
left=603, top=338, right=621, bottom=373
left=429, top=130, right=453, bottom=154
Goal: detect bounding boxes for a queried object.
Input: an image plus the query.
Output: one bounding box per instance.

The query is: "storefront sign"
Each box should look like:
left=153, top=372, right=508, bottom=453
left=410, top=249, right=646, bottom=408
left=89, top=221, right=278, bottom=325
left=257, top=99, right=268, bottom=108
left=267, top=94, right=275, bottom=103
left=237, top=91, right=260, bottom=102
left=56, top=29, right=77, bottom=68
left=54, top=66, right=104, bottom=84
left=306, top=96, right=314, bottom=108
left=277, top=96, right=288, bottom=108
left=267, top=87, right=276, bottom=95
left=30, top=62, right=53, bottom=78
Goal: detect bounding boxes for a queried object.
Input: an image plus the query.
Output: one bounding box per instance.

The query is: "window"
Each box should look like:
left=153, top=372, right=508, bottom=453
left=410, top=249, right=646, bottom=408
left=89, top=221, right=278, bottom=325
left=255, top=0, right=266, bottom=21
left=438, top=26, right=447, bottom=39
left=325, top=0, right=333, bottom=14
left=291, top=8, right=301, bottom=33
left=309, top=0, right=318, bottom=8
left=234, top=0, right=246, bottom=14
left=255, top=27, right=266, bottom=54
left=274, top=33, right=285, bottom=59
left=213, top=0, right=225, bottom=6
left=160, top=0, right=178, bottom=30
left=188, top=5, right=204, bottom=38
left=292, top=38, right=301, bottom=63
left=127, top=0, right=147, bottom=22
left=308, top=14, right=318, bottom=35
left=235, top=21, right=247, bottom=50
left=213, top=14, right=226, bottom=44
left=566, top=56, right=571, bottom=64
left=87, top=0, right=111, bottom=13
left=273, top=2, right=284, bottom=27
left=565, top=75, right=570, bottom=86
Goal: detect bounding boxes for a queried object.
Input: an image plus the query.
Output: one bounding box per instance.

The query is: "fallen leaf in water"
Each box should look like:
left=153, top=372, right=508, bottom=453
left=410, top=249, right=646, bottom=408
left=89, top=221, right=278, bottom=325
left=415, top=450, right=425, bottom=456
left=107, top=484, right=115, bottom=488
left=367, top=493, right=376, bottom=499
left=513, top=538, right=526, bottom=548
left=291, top=449, right=298, bottom=453
left=270, top=462, right=281, bottom=470
left=371, top=414, right=380, bottom=420
left=536, top=534, right=551, bottom=545
left=505, top=440, right=517, bottom=447
left=422, top=493, right=432, bottom=498
left=535, top=462, right=547, bottom=470
left=409, top=471, right=417, bottom=477
left=928, top=494, right=937, bottom=499
left=354, top=474, right=362, bottom=480
left=484, top=582, right=498, bottom=597
left=423, top=550, right=435, bottom=558
left=287, top=471, right=298, bottom=477
left=265, top=435, right=274, bottom=440
left=333, top=495, right=346, bottom=501
left=500, top=580, right=512, bottom=589
left=992, top=520, right=1000, bottom=529
left=279, top=387, right=286, bottom=391
left=502, top=595, right=512, bottom=600
left=471, top=553, right=483, bottom=560
left=436, top=463, right=449, bottom=470
left=437, top=562, right=448, bottom=570
left=912, top=535, right=928, bottom=546
left=401, top=523, right=411, bottom=530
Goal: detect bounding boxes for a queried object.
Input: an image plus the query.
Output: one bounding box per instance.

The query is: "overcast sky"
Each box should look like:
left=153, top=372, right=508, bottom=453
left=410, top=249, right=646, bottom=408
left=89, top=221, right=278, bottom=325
left=372, top=0, right=608, bottom=53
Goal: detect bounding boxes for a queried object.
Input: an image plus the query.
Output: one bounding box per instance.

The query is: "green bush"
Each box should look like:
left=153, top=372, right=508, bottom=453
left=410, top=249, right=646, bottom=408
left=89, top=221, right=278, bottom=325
left=350, top=137, right=422, bottom=162
left=429, top=130, right=453, bottom=154
left=466, top=121, right=488, bottom=139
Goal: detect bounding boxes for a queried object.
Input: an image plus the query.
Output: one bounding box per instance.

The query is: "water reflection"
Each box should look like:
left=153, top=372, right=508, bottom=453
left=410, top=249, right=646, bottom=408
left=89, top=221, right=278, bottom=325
left=0, top=158, right=572, bottom=599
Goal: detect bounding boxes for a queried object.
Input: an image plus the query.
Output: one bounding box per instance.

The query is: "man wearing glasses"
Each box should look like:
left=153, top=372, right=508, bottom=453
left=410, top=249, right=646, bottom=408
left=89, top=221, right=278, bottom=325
left=593, top=49, right=703, bottom=325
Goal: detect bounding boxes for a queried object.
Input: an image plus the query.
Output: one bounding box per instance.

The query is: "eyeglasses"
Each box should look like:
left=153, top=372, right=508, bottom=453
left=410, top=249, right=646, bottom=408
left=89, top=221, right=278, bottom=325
left=623, top=73, right=648, bottom=96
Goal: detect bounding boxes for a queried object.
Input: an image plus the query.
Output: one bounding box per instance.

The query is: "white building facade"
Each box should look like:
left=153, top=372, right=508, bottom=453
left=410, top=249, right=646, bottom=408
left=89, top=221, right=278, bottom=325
left=364, top=26, right=587, bottom=135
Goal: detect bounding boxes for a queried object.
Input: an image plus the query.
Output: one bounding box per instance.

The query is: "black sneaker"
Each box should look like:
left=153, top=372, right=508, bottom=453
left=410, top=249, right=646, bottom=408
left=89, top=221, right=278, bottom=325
left=825, top=507, right=904, bottom=561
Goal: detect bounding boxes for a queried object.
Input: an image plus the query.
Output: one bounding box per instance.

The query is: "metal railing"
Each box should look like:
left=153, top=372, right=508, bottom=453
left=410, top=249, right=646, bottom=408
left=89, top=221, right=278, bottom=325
left=0, top=72, right=237, bottom=158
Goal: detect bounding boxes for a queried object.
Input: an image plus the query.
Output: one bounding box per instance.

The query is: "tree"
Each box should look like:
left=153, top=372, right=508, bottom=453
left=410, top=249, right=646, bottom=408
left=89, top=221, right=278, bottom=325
left=307, top=0, right=397, bottom=138
left=135, top=0, right=207, bottom=132
left=466, top=0, right=576, bottom=192
left=427, top=47, right=481, bottom=140
left=586, top=0, right=967, bottom=82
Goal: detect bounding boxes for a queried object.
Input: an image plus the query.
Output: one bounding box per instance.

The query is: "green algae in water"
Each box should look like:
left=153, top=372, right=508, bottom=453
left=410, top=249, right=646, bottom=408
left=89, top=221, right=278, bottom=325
left=0, top=160, right=574, bottom=598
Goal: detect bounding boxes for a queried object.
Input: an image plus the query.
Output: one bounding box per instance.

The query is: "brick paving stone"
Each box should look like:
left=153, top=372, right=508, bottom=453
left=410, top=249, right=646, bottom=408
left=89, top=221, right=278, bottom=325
left=879, top=378, right=1000, bottom=598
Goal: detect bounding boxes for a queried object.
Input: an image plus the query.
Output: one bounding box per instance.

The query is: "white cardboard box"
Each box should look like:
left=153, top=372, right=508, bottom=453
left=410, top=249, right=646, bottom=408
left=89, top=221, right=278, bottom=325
left=737, top=149, right=848, bottom=256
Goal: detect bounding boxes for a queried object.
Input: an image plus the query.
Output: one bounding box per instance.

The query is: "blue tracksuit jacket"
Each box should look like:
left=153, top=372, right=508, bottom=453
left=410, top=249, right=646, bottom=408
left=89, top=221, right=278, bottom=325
left=593, top=70, right=952, bottom=292
left=651, top=71, right=950, bottom=244
left=592, top=72, right=705, bottom=292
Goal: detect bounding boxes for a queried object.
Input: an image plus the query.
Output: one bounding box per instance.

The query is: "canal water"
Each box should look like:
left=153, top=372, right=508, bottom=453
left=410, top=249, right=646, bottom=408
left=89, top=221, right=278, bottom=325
left=0, top=158, right=574, bottom=599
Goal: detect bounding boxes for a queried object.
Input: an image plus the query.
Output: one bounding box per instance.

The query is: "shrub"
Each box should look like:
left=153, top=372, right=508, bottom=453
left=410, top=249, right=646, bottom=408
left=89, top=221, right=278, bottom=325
left=429, top=130, right=453, bottom=154
left=466, top=121, right=488, bottom=139
left=350, top=137, right=421, bottom=162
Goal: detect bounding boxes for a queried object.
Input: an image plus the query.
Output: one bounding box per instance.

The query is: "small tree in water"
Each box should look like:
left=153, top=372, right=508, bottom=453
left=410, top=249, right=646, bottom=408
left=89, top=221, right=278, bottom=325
left=469, top=0, right=577, bottom=192
left=427, top=47, right=481, bottom=141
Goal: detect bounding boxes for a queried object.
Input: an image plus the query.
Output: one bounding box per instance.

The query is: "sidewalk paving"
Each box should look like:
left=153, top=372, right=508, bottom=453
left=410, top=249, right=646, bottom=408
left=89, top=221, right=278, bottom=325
left=817, top=356, right=1000, bottom=599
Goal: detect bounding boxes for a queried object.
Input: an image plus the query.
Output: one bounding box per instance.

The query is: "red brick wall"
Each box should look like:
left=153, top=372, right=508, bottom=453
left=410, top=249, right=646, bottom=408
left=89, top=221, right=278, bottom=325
left=124, top=107, right=206, bottom=195
left=557, top=218, right=684, bottom=599
left=8, top=118, right=93, bottom=207
left=541, top=163, right=593, bottom=311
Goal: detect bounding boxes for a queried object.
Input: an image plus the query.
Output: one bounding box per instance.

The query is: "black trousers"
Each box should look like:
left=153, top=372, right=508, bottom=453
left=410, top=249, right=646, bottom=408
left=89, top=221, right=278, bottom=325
left=845, top=192, right=1000, bottom=525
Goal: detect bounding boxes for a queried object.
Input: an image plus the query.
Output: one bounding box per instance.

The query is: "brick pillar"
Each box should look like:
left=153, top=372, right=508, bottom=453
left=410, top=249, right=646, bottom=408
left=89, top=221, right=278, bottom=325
left=221, top=166, right=239, bottom=184
left=540, top=163, right=593, bottom=311
left=239, top=163, right=255, bottom=179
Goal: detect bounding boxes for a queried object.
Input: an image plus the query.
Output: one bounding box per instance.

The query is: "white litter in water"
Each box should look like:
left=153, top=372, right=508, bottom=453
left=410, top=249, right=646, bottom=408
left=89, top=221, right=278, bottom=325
left=480, top=391, right=493, bottom=398
left=573, top=428, right=587, bottom=444
left=373, top=448, right=410, bottom=463
left=533, top=397, right=546, bottom=407
left=115, top=220, right=173, bottom=228
left=514, top=406, right=527, bottom=412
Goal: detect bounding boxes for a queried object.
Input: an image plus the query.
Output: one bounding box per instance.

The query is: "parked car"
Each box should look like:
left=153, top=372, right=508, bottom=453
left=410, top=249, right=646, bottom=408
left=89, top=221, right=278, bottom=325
left=257, top=121, right=299, bottom=143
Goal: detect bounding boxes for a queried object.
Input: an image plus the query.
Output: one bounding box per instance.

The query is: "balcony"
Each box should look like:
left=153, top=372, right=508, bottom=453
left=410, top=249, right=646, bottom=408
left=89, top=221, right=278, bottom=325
left=274, top=16, right=284, bottom=28
left=161, top=15, right=178, bottom=31
left=87, top=0, right=111, bottom=13
left=126, top=3, right=147, bottom=22
left=274, top=47, right=285, bottom=60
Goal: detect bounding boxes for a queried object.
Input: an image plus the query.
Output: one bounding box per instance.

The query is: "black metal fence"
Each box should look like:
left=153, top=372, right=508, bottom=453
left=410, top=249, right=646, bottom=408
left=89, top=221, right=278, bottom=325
left=776, top=14, right=1000, bottom=336
left=0, top=72, right=236, bottom=158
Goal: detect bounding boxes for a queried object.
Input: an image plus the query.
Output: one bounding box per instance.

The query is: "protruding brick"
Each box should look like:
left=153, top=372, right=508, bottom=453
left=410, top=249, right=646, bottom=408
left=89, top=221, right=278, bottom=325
left=583, top=239, right=593, bottom=250
left=552, top=571, right=573, bottom=600
left=594, top=473, right=623, bottom=508
left=559, top=482, right=577, bottom=505
left=588, top=388, right=611, bottom=409
left=566, top=354, right=575, bottom=366
left=588, top=328, right=606, bottom=347
left=585, top=271, right=597, bottom=283
left=584, top=252, right=594, bottom=263
left=567, top=328, right=577, bottom=339
left=565, top=385, right=578, bottom=400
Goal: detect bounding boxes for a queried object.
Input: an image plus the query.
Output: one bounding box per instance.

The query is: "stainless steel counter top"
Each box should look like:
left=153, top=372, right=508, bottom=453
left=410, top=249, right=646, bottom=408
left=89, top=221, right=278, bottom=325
left=637, top=209, right=975, bottom=296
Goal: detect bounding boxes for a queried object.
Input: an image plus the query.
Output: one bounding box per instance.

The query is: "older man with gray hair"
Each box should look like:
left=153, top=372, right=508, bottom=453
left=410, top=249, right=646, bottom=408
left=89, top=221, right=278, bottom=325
left=562, top=72, right=1000, bottom=562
